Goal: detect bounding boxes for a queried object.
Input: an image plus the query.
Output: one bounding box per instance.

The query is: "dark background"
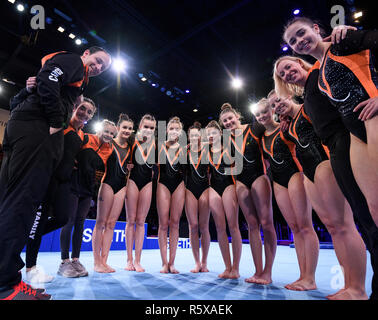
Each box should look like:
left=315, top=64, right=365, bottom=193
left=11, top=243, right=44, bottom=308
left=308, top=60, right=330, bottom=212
left=0, top=0, right=376, bottom=241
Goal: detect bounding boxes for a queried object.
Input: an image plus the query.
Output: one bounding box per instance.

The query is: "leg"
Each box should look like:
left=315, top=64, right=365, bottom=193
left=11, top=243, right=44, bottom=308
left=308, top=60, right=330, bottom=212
left=92, top=183, right=114, bottom=273
left=209, top=188, right=232, bottom=278
left=156, top=183, right=171, bottom=273
left=350, top=134, right=378, bottom=227
left=185, top=189, right=201, bottom=273
left=101, top=187, right=126, bottom=271
left=312, top=159, right=368, bottom=300
left=168, top=182, right=185, bottom=274
left=133, top=182, right=153, bottom=272
left=71, top=196, right=92, bottom=260
left=250, top=175, right=277, bottom=284
left=222, top=185, right=242, bottom=279
left=125, top=180, right=138, bottom=271
left=198, top=189, right=210, bottom=272
left=286, top=174, right=319, bottom=291
left=236, top=181, right=263, bottom=283
left=0, top=120, right=62, bottom=288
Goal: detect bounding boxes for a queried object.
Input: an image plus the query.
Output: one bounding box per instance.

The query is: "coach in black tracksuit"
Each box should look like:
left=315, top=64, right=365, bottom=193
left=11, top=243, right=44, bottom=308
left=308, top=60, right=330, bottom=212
left=0, top=47, right=111, bottom=295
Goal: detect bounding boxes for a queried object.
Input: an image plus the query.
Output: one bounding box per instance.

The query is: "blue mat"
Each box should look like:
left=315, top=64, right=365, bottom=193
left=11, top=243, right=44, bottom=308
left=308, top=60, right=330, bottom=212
left=20, top=243, right=373, bottom=300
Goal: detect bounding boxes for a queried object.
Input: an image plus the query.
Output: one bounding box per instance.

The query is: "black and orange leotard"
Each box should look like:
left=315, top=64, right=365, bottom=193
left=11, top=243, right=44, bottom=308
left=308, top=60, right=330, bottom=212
left=129, top=138, right=156, bottom=191
left=318, top=30, right=378, bottom=143
left=73, top=134, right=114, bottom=196
left=261, top=127, right=301, bottom=188
left=157, top=142, right=185, bottom=194
left=185, top=145, right=209, bottom=200
left=102, top=140, right=131, bottom=194
left=283, top=105, right=329, bottom=182
left=208, top=147, right=235, bottom=197
left=229, top=123, right=266, bottom=189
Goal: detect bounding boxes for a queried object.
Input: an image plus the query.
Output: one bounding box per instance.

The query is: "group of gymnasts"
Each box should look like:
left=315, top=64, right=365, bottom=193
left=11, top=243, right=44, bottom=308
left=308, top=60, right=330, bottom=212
left=0, top=16, right=377, bottom=301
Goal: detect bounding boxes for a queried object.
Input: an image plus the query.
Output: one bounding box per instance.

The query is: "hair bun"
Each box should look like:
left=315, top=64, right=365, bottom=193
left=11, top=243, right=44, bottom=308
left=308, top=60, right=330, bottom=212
left=193, top=121, right=201, bottom=128
left=221, top=102, right=233, bottom=111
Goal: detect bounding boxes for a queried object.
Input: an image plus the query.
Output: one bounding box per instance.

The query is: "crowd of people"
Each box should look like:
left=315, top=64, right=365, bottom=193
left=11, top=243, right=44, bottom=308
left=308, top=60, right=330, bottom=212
left=0, top=17, right=377, bottom=301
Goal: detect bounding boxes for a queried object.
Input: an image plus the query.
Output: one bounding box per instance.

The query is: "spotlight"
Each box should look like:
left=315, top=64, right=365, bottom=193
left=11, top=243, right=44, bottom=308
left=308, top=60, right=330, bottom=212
left=231, top=78, right=243, bottom=89
left=57, top=26, right=65, bottom=33
left=193, top=109, right=198, bottom=112
left=282, top=45, right=289, bottom=52
left=293, top=9, right=300, bottom=15
left=249, top=103, right=258, bottom=114
left=138, top=73, right=144, bottom=78
left=354, top=11, right=363, bottom=19
left=112, top=58, right=126, bottom=73
left=94, top=121, right=103, bottom=132
left=8, top=0, right=16, bottom=4
left=185, top=89, right=190, bottom=93
left=160, top=87, right=166, bottom=92
left=68, top=33, right=76, bottom=39
left=16, top=4, right=24, bottom=12
left=141, top=77, right=147, bottom=82
left=152, top=83, right=156, bottom=87
left=166, top=90, right=172, bottom=96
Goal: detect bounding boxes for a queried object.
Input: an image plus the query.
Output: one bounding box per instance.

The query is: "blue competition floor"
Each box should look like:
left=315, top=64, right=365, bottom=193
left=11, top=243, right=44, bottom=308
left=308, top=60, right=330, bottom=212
left=20, top=243, right=373, bottom=300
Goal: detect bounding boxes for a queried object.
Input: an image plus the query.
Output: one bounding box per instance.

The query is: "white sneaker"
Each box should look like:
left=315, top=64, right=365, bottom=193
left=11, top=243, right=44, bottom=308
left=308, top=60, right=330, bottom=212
left=26, top=266, right=54, bottom=284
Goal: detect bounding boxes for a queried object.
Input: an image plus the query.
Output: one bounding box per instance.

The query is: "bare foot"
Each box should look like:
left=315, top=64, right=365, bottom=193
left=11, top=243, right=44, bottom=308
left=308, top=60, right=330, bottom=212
left=246, top=272, right=272, bottom=285
left=218, top=269, right=231, bottom=279
left=286, top=279, right=317, bottom=291
left=94, top=264, right=109, bottom=273
left=327, top=288, right=368, bottom=300
left=124, top=261, right=136, bottom=271
left=190, top=263, right=201, bottom=273
left=245, top=273, right=264, bottom=284
left=228, top=269, right=240, bottom=279
left=169, top=265, right=180, bottom=274
left=326, top=288, right=345, bottom=299
left=200, top=264, right=209, bottom=273
left=134, top=262, right=145, bottom=273
left=284, top=278, right=302, bottom=290
left=103, top=264, right=115, bottom=273
left=160, top=264, right=169, bottom=273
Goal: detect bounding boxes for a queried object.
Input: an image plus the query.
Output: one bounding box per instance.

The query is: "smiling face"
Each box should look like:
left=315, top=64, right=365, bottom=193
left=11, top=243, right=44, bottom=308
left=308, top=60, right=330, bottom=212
left=82, top=50, right=111, bottom=77
left=117, top=120, right=134, bottom=140
left=139, top=119, right=156, bottom=139
left=206, top=127, right=221, bottom=145
left=220, top=111, right=240, bottom=130
left=167, top=122, right=182, bottom=141
left=267, top=92, right=292, bottom=116
left=252, top=102, right=274, bottom=126
left=284, top=21, right=322, bottom=56
left=72, top=101, right=95, bottom=126
left=189, top=128, right=201, bottom=146
left=100, top=123, right=117, bottom=143
left=276, top=58, right=308, bottom=86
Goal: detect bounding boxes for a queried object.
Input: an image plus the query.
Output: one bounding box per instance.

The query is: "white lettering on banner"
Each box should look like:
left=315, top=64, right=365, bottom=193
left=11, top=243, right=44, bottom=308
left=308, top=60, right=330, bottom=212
left=82, top=228, right=92, bottom=242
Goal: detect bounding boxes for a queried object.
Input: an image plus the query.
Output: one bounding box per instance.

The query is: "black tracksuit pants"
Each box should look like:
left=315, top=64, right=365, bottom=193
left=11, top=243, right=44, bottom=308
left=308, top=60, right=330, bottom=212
left=0, top=119, right=63, bottom=288
left=325, top=129, right=378, bottom=300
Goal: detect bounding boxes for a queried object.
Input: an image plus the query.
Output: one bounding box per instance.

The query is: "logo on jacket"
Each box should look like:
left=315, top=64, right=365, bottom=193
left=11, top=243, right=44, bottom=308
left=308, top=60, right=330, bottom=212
left=49, top=67, right=63, bottom=82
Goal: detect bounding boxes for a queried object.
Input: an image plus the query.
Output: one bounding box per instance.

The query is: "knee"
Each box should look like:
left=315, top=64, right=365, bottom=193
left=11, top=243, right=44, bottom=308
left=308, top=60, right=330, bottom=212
left=135, top=219, right=145, bottom=229
left=260, top=218, right=274, bottom=231
left=105, top=220, right=117, bottom=231
left=289, top=223, right=301, bottom=235
left=189, top=223, right=199, bottom=234
left=169, top=219, right=180, bottom=230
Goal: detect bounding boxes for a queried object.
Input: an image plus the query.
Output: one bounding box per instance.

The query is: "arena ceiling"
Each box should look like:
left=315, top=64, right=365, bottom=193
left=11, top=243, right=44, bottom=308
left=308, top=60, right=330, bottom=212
left=0, top=0, right=375, bottom=130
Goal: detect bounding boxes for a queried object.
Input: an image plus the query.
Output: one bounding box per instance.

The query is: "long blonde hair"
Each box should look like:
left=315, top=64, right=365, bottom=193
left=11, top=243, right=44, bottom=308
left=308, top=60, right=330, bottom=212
left=273, top=55, right=313, bottom=98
